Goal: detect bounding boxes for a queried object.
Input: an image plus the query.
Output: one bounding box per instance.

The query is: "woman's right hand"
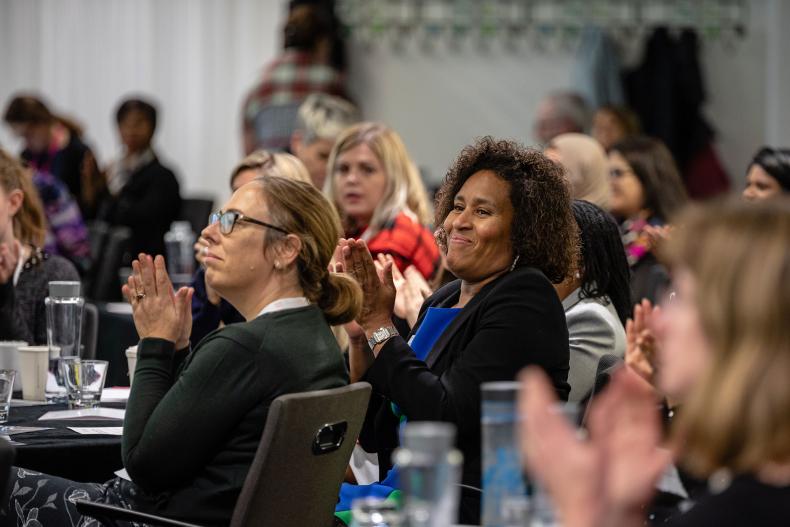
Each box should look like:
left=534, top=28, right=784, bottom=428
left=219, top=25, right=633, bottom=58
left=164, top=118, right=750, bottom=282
left=0, top=242, right=20, bottom=285
left=625, top=299, right=660, bottom=385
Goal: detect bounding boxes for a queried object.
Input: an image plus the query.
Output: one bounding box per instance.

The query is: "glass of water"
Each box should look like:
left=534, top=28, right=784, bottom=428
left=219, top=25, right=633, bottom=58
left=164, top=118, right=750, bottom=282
left=60, top=359, right=108, bottom=409
left=0, top=370, right=18, bottom=423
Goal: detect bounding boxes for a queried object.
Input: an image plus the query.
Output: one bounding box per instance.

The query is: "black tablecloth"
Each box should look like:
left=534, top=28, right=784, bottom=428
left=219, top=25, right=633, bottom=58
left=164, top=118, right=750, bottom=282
left=6, top=403, right=124, bottom=483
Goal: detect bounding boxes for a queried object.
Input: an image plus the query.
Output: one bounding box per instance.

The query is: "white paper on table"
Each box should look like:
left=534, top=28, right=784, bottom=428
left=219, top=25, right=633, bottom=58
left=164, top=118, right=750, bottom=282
left=100, top=387, right=131, bottom=403
left=38, top=408, right=126, bottom=421
left=114, top=468, right=131, bottom=481
left=11, top=399, right=46, bottom=407
left=0, top=426, right=53, bottom=435
left=69, top=427, right=124, bottom=436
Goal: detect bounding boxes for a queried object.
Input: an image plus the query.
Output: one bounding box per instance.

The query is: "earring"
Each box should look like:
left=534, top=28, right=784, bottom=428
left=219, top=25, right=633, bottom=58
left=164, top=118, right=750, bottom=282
left=509, top=254, right=520, bottom=272
left=274, top=261, right=281, bottom=270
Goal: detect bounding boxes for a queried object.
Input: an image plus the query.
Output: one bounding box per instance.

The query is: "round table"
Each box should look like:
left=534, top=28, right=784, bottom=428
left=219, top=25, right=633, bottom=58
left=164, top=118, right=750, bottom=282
left=5, top=402, right=124, bottom=483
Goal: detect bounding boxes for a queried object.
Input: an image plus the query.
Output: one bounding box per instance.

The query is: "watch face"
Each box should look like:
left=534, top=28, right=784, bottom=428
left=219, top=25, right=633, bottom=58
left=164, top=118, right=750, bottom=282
left=374, top=329, right=387, bottom=341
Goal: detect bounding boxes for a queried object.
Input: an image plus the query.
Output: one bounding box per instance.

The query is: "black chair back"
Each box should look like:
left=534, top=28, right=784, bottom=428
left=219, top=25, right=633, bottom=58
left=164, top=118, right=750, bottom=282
left=179, top=198, right=214, bottom=239
left=89, top=226, right=132, bottom=302
left=81, top=303, right=99, bottom=360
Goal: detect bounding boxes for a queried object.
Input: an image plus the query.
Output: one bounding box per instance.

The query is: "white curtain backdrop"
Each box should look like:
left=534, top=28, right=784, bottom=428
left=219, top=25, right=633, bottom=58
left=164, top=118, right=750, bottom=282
left=0, top=0, right=284, bottom=203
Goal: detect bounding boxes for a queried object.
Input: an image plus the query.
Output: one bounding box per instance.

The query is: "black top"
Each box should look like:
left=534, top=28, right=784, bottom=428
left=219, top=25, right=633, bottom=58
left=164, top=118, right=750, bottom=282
left=667, top=473, right=790, bottom=526
left=122, top=305, right=349, bottom=525
left=361, top=266, right=570, bottom=525
left=98, top=155, right=180, bottom=260
left=0, top=247, right=79, bottom=344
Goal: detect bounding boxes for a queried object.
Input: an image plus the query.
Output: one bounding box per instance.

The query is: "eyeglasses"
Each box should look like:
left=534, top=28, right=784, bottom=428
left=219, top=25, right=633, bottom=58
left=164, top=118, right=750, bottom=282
left=208, top=210, right=288, bottom=236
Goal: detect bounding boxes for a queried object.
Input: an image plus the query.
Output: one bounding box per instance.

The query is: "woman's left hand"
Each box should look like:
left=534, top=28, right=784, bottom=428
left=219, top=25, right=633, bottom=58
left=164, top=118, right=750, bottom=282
left=122, top=254, right=193, bottom=346
left=341, top=239, right=396, bottom=331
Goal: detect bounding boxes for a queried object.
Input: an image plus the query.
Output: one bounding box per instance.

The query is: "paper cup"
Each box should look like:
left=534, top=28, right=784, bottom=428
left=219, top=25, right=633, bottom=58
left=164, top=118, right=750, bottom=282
left=125, top=346, right=138, bottom=386
left=0, top=341, right=27, bottom=391
left=17, top=346, right=49, bottom=401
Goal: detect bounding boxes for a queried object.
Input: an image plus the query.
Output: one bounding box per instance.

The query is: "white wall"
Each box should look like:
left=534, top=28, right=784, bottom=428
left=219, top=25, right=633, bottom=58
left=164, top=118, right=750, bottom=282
left=0, top=0, right=786, bottom=202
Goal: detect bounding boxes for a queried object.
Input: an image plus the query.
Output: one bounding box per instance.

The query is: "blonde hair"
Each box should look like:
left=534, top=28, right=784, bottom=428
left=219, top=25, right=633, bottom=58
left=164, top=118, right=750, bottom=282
left=256, top=175, right=362, bottom=325
left=0, top=148, right=47, bottom=246
left=325, top=122, right=432, bottom=238
left=667, top=198, right=790, bottom=477
left=296, top=94, right=360, bottom=144
left=547, top=133, right=610, bottom=209
left=230, top=149, right=310, bottom=189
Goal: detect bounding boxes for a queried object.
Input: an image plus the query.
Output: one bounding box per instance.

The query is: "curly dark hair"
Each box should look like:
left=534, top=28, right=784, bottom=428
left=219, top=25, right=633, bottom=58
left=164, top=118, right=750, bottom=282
left=435, top=136, right=579, bottom=283
left=571, top=200, right=632, bottom=324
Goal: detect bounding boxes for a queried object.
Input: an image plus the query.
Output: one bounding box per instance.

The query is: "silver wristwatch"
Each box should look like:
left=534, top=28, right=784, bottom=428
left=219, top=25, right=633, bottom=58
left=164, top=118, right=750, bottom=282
left=367, top=326, right=399, bottom=349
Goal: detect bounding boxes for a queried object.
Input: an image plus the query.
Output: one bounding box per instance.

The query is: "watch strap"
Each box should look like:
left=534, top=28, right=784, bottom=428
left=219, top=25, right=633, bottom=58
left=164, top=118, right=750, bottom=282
left=367, top=326, right=399, bottom=349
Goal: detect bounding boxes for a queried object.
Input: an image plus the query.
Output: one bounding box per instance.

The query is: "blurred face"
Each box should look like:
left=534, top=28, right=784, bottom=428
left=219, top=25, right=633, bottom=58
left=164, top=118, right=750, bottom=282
left=592, top=109, right=626, bottom=151
left=231, top=168, right=260, bottom=193
left=0, top=186, right=23, bottom=245
left=443, top=170, right=514, bottom=283
left=608, top=151, right=645, bottom=219
left=653, top=269, right=713, bottom=402
left=533, top=101, right=576, bottom=145
left=200, top=182, right=277, bottom=301
left=10, top=123, right=50, bottom=153
left=118, top=110, right=154, bottom=154
left=743, top=164, right=783, bottom=202
left=333, top=143, right=387, bottom=226
left=293, top=136, right=334, bottom=188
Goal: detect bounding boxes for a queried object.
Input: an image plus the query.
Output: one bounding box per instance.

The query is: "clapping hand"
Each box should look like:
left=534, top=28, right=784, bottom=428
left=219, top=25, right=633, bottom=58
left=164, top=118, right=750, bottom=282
left=625, top=299, right=661, bottom=385
left=375, top=254, right=432, bottom=328
left=0, top=242, right=20, bottom=285
left=122, top=254, right=194, bottom=350
left=339, top=239, right=396, bottom=333
left=519, top=367, right=670, bottom=527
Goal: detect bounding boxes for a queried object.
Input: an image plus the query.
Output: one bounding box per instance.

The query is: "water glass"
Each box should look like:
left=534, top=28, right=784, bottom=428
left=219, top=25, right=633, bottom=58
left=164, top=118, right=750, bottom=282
left=394, top=421, right=463, bottom=527
left=60, top=358, right=108, bottom=409
left=45, top=281, right=84, bottom=403
left=0, top=370, right=16, bottom=423
left=481, top=381, right=529, bottom=527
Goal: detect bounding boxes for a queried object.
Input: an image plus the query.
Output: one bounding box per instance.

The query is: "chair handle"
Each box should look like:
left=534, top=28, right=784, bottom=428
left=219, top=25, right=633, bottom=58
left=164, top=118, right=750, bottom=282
left=312, top=421, right=347, bottom=455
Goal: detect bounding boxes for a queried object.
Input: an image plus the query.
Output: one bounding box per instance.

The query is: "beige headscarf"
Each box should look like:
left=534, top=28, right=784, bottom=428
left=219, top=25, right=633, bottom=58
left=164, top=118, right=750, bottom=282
left=546, top=133, right=610, bottom=209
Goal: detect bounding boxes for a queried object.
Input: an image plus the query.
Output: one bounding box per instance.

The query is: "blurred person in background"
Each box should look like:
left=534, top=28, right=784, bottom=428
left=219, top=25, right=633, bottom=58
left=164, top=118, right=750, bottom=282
left=325, top=122, right=439, bottom=280
left=557, top=200, right=630, bottom=402
left=545, top=133, right=611, bottom=208
left=591, top=104, right=640, bottom=152
left=533, top=91, right=590, bottom=145
left=98, top=97, right=180, bottom=264
left=0, top=149, right=78, bottom=345
left=242, top=0, right=348, bottom=154
left=520, top=198, right=790, bottom=527
left=3, top=94, right=104, bottom=219
left=290, top=93, right=360, bottom=188
left=608, top=136, right=687, bottom=304
left=190, top=149, right=310, bottom=346
left=742, top=147, right=790, bottom=202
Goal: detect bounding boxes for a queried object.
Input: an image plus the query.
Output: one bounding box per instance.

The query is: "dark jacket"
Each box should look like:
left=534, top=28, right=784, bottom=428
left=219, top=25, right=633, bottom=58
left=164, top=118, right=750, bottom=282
left=361, top=266, right=570, bottom=524
left=99, top=156, right=180, bottom=260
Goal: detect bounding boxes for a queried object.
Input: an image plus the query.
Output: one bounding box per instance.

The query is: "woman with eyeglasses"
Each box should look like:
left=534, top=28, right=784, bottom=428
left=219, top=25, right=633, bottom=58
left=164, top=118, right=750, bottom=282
left=0, top=176, right=361, bottom=526
left=189, top=149, right=310, bottom=346
left=607, top=136, right=687, bottom=305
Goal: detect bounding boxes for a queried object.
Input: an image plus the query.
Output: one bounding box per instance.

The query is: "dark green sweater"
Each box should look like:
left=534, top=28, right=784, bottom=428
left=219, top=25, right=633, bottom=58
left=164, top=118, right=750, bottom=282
left=121, top=305, right=348, bottom=525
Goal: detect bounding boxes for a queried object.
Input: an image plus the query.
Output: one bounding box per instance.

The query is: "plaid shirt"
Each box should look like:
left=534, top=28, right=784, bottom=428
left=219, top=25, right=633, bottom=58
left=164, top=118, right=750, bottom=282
left=356, top=212, right=441, bottom=281
left=242, top=49, right=346, bottom=151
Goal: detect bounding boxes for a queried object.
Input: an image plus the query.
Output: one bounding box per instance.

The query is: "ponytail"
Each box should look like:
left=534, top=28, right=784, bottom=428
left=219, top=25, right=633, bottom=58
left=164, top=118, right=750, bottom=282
left=317, top=273, right=362, bottom=326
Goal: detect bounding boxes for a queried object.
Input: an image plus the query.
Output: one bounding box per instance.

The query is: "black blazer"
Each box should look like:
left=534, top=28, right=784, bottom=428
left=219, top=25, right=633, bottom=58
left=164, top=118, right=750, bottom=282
left=100, top=156, right=181, bottom=260
left=361, top=266, right=570, bottom=524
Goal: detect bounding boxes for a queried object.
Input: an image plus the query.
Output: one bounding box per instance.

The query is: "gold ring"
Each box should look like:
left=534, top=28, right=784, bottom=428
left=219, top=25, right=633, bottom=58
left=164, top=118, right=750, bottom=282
left=136, top=292, right=146, bottom=300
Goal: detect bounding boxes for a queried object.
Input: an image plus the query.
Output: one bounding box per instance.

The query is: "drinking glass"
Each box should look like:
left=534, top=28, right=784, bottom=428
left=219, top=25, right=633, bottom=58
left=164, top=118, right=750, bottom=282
left=60, top=358, right=108, bottom=409
left=0, top=370, right=17, bottom=423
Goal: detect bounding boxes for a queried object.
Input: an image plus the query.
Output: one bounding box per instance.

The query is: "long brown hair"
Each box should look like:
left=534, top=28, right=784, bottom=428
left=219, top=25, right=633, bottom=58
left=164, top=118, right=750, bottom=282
left=4, top=94, right=84, bottom=137
left=0, top=149, right=47, bottom=246
left=667, top=198, right=790, bottom=477
left=611, top=136, right=688, bottom=221
left=256, top=175, right=362, bottom=325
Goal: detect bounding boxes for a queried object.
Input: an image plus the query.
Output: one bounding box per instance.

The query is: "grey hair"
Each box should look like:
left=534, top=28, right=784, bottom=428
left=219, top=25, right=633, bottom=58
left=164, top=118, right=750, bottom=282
left=546, top=91, right=590, bottom=132
left=295, top=94, right=360, bottom=145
